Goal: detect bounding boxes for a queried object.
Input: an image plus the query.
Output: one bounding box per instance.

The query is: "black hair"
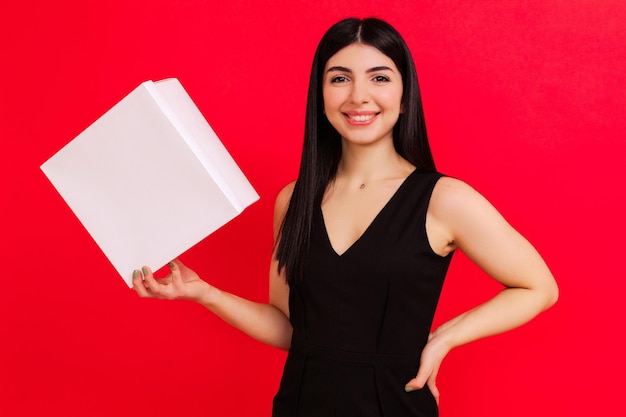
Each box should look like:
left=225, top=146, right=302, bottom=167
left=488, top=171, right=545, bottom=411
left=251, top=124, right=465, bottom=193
left=276, top=17, right=436, bottom=283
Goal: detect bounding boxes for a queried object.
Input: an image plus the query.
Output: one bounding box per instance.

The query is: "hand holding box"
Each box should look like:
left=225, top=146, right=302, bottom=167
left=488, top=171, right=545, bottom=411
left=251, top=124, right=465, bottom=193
left=41, top=79, right=259, bottom=287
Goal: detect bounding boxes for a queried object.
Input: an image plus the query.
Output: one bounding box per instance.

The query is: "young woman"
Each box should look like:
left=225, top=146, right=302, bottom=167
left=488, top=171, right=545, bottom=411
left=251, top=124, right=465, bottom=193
left=132, top=17, right=558, bottom=417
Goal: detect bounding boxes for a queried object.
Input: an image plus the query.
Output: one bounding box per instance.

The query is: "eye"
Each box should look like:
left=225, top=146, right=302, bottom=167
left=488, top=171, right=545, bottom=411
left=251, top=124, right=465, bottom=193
left=373, top=75, right=390, bottom=83
left=330, top=75, right=349, bottom=83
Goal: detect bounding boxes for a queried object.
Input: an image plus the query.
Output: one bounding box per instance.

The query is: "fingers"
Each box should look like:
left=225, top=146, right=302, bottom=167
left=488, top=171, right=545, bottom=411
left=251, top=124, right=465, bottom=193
left=404, top=375, right=440, bottom=405
left=131, top=260, right=202, bottom=301
left=404, top=376, right=424, bottom=392
left=405, top=358, right=440, bottom=404
left=405, top=359, right=430, bottom=392
left=404, top=377, right=419, bottom=392
left=131, top=261, right=189, bottom=298
left=131, top=265, right=169, bottom=299
left=427, top=378, right=440, bottom=405
left=131, top=269, right=150, bottom=297
left=168, top=260, right=185, bottom=291
left=140, top=265, right=162, bottom=294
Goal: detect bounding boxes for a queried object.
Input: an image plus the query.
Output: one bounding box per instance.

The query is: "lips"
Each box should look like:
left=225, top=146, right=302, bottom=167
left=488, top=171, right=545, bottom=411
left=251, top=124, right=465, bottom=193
left=343, top=111, right=380, bottom=125
left=348, top=114, right=375, bottom=122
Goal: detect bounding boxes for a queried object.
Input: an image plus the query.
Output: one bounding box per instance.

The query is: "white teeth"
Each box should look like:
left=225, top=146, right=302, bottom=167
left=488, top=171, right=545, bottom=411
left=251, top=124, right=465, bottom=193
left=349, top=114, right=375, bottom=122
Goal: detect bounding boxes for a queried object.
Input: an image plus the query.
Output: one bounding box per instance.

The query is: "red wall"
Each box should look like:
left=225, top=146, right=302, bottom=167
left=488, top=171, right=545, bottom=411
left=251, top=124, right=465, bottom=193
left=2, top=1, right=624, bottom=416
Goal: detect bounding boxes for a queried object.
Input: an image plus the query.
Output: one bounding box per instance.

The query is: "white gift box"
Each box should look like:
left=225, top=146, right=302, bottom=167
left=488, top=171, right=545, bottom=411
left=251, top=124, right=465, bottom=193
left=41, top=79, right=259, bottom=287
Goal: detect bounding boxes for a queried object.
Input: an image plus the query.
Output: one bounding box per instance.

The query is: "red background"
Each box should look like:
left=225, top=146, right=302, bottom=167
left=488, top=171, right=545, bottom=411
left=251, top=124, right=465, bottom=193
left=1, top=1, right=625, bottom=416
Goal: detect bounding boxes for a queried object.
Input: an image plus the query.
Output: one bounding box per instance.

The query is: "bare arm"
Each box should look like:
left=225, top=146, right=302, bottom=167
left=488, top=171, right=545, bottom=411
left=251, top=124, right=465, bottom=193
left=406, top=177, right=559, bottom=400
left=132, top=183, right=295, bottom=350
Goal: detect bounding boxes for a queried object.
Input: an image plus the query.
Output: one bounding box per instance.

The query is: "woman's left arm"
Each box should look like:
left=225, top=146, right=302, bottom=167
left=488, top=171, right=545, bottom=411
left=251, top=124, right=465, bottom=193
left=405, top=177, right=559, bottom=401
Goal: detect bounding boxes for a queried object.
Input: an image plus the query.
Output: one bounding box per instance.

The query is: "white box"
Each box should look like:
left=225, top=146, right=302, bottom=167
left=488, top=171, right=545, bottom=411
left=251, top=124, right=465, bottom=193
left=41, top=79, right=259, bottom=287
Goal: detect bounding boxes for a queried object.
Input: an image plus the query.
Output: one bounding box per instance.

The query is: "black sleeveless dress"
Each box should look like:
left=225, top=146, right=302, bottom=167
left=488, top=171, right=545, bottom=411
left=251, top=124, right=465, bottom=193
left=273, top=170, right=454, bottom=417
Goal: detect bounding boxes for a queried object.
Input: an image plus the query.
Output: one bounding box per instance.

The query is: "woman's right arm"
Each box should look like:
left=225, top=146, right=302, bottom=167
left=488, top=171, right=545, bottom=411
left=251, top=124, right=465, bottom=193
left=132, top=182, right=295, bottom=351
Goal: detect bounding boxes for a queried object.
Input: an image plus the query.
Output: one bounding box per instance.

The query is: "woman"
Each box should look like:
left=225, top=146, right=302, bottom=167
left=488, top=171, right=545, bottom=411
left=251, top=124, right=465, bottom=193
left=133, top=17, right=558, bottom=416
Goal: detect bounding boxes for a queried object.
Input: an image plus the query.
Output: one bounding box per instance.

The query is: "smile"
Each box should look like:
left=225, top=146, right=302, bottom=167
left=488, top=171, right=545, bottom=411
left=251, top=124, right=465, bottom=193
left=343, top=112, right=380, bottom=125
left=349, top=114, right=375, bottom=121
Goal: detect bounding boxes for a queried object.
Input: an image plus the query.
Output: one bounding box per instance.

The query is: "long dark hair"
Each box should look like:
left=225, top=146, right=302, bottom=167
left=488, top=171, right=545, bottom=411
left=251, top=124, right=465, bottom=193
left=276, top=17, right=436, bottom=283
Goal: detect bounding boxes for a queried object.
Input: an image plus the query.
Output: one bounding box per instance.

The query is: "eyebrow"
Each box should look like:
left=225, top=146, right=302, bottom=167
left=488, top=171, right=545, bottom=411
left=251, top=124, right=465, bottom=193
left=326, top=65, right=394, bottom=73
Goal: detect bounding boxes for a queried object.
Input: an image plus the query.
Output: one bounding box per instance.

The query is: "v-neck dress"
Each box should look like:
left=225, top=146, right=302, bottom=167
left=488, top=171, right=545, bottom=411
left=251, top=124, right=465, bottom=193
left=272, top=170, right=454, bottom=417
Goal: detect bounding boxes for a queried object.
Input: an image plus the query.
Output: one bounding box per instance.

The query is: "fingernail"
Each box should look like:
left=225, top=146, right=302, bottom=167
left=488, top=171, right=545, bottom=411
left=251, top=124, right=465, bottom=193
left=405, top=386, right=415, bottom=392
left=133, top=270, right=139, bottom=279
left=168, top=262, right=174, bottom=268
left=142, top=266, right=148, bottom=276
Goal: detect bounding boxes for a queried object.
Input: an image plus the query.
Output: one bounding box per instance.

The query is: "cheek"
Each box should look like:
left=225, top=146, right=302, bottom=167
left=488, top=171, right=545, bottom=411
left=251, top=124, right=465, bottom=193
left=322, top=89, right=342, bottom=111
left=379, top=89, right=403, bottom=111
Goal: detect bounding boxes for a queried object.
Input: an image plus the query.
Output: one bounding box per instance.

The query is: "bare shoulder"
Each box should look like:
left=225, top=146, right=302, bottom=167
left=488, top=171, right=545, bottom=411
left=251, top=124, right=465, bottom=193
left=275, top=181, right=296, bottom=214
left=426, top=177, right=482, bottom=254
left=429, top=176, right=511, bottom=243
left=273, top=181, right=296, bottom=235
left=430, top=176, right=487, bottom=215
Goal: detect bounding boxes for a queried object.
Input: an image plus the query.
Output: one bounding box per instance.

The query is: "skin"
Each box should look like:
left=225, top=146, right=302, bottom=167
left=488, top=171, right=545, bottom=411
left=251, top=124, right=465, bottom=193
left=133, top=43, right=558, bottom=406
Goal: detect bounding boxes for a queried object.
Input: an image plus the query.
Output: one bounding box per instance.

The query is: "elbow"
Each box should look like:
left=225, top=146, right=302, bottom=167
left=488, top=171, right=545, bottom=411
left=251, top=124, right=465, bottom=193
left=273, top=327, right=293, bottom=352
left=542, top=278, right=559, bottom=311
left=266, top=336, right=291, bottom=352
left=271, top=330, right=292, bottom=351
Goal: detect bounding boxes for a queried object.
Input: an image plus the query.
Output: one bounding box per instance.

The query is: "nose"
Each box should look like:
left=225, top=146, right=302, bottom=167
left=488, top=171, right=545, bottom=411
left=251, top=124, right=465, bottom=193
left=348, top=79, right=370, bottom=104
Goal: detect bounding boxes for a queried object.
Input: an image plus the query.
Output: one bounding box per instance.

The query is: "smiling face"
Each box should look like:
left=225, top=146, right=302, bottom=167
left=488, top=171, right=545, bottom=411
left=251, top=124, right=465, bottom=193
left=322, top=43, right=403, bottom=148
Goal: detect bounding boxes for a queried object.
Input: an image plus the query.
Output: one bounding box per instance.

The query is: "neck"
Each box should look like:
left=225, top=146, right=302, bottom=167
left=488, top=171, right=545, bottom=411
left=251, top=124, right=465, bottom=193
left=336, top=139, right=413, bottom=184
